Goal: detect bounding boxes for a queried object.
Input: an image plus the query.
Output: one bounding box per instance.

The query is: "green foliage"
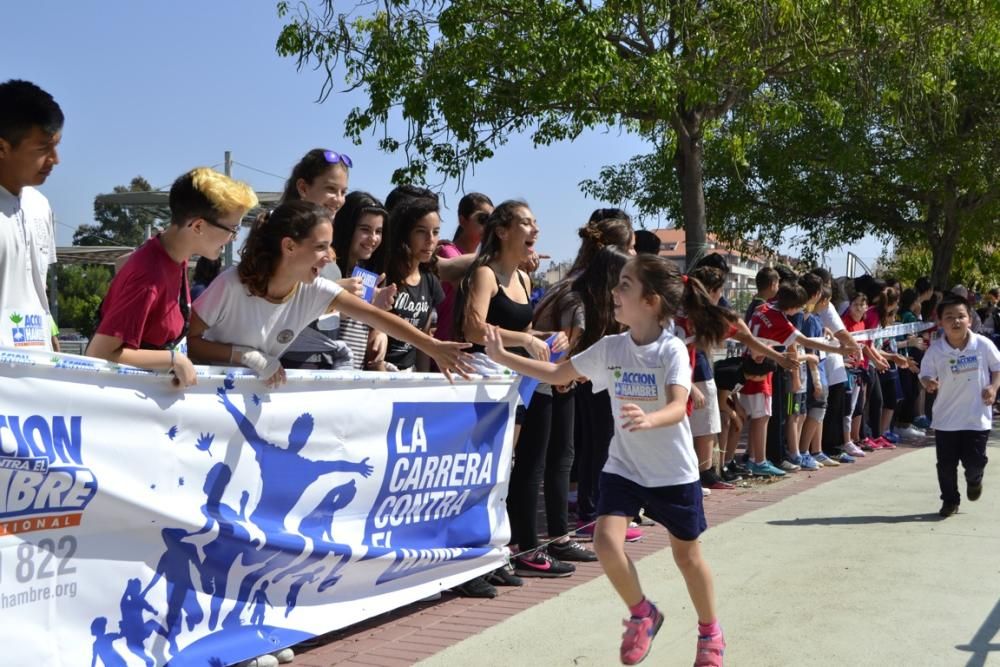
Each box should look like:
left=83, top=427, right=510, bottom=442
left=74, top=176, right=166, bottom=247
left=53, top=264, right=112, bottom=337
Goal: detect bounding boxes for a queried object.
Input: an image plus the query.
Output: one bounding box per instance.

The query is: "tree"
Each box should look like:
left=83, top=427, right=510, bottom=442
left=276, top=0, right=868, bottom=267
left=592, top=0, right=999, bottom=286
left=52, top=264, right=113, bottom=337
left=73, top=176, right=167, bottom=247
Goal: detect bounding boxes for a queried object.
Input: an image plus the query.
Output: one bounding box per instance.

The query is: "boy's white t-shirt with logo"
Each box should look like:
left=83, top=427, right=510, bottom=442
left=193, top=268, right=343, bottom=359
left=571, top=328, right=698, bottom=488
left=0, top=185, right=56, bottom=350
left=920, top=332, right=1000, bottom=431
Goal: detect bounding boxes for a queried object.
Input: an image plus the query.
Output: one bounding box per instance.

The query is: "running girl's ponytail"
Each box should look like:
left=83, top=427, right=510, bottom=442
left=631, top=255, right=734, bottom=349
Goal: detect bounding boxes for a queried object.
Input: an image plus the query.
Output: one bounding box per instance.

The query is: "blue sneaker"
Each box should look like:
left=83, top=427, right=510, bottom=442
left=748, top=460, right=786, bottom=477
left=838, top=452, right=856, bottom=463
left=799, top=453, right=820, bottom=470
left=881, top=431, right=900, bottom=444
left=913, top=416, right=931, bottom=429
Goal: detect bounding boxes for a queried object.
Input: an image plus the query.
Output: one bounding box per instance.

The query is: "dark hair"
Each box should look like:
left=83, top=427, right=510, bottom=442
left=798, top=272, right=823, bottom=300
left=192, top=256, right=222, bottom=286
left=775, top=284, right=808, bottom=311
left=899, top=287, right=920, bottom=313
left=588, top=207, right=630, bottom=224
left=937, top=294, right=971, bottom=320
left=808, top=267, right=833, bottom=286
left=915, top=276, right=933, bottom=294
left=568, top=213, right=634, bottom=275
left=743, top=355, right=778, bottom=377
left=923, top=292, right=941, bottom=320
left=454, top=192, right=493, bottom=243
left=333, top=191, right=387, bottom=276
left=693, top=252, right=730, bottom=275
left=816, top=285, right=832, bottom=304
left=755, top=267, right=779, bottom=292
left=238, top=201, right=330, bottom=297
left=453, top=200, right=531, bottom=341
left=383, top=196, right=440, bottom=286
left=854, top=274, right=885, bottom=302
left=872, top=286, right=899, bottom=327
left=281, top=149, right=348, bottom=203
left=0, top=80, right=63, bottom=146
left=385, top=184, right=438, bottom=213
left=169, top=171, right=220, bottom=225
left=534, top=246, right=630, bottom=355
left=689, top=266, right=725, bottom=292
left=633, top=229, right=661, bottom=255
left=628, top=254, right=736, bottom=349
left=775, top=265, right=798, bottom=286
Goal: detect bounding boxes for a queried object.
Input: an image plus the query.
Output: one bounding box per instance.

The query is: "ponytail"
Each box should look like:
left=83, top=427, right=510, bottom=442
left=682, top=274, right=736, bottom=350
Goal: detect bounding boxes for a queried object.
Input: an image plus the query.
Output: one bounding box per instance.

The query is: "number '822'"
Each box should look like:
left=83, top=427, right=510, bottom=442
left=0, top=535, right=77, bottom=583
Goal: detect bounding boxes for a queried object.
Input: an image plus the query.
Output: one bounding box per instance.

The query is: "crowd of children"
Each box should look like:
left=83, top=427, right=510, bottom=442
left=4, top=78, right=999, bottom=667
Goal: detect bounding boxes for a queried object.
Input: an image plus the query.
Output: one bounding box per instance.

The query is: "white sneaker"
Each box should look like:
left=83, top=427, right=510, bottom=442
left=845, top=442, right=866, bottom=457
left=897, top=425, right=926, bottom=439
left=779, top=460, right=800, bottom=472
left=272, top=648, right=295, bottom=664
left=702, top=486, right=711, bottom=497
left=240, top=656, right=279, bottom=667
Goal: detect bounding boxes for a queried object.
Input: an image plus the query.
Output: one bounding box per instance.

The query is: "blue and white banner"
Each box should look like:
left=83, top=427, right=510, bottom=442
left=0, top=348, right=517, bottom=666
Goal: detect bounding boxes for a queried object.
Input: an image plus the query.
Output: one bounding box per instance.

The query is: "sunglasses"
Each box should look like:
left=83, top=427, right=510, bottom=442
left=203, top=218, right=241, bottom=238
left=323, top=151, right=354, bottom=168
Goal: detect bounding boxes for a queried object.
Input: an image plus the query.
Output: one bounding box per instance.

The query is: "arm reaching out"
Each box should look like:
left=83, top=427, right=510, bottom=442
left=484, top=324, right=580, bottom=386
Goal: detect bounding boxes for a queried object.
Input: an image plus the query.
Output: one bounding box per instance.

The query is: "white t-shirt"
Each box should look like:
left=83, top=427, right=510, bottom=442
left=920, top=332, right=1000, bottom=431
left=193, top=268, right=343, bottom=358
left=820, top=302, right=848, bottom=385
left=571, top=328, right=698, bottom=488
left=0, top=186, right=56, bottom=350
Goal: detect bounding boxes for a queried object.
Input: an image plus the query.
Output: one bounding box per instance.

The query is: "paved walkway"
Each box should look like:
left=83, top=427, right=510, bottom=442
left=299, top=436, right=1000, bottom=666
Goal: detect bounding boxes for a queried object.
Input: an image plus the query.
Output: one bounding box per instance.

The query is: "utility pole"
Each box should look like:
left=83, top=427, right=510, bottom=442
left=224, top=150, right=233, bottom=267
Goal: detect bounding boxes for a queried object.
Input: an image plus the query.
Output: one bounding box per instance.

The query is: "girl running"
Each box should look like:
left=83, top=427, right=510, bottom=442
left=484, top=254, right=725, bottom=666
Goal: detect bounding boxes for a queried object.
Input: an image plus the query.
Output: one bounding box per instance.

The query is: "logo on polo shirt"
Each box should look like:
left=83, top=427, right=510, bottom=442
left=8, top=312, right=46, bottom=347
left=613, top=367, right=659, bottom=401
left=949, top=354, right=979, bottom=375
left=276, top=329, right=295, bottom=345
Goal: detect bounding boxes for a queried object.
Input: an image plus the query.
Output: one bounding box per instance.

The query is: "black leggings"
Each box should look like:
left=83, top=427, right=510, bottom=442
left=864, top=365, right=884, bottom=439
left=822, top=381, right=847, bottom=455
left=574, top=383, right=614, bottom=524
left=507, top=388, right=576, bottom=550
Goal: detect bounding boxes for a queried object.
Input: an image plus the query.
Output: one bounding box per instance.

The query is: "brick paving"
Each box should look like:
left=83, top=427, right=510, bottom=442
left=296, top=443, right=921, bottom=666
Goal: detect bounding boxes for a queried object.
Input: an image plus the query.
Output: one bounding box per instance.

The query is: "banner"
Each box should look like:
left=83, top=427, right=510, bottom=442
left=0, top=348, right=517, bottom=666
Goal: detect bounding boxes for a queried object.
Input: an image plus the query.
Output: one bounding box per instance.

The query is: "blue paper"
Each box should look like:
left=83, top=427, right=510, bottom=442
left=351, top=266, right=380, bottom=303
left=518, top=334, right=567, bottom=407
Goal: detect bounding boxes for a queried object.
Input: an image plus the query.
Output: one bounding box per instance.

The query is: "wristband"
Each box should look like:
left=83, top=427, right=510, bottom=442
left=241, top=350, right=281, bottom=380
left=230, top=344, right=252, bottom=365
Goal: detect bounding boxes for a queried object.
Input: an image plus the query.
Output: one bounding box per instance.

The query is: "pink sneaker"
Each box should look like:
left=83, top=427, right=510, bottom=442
left=620, top=605, right=664, bottom=664
left=874, top=436, right=896, bottom=449
left=694, top=632, right=726, bottom=666
left=576, top=522, right=643, bottom=542
left=860, top=437, right=882, bottom=450
left=844, top=442, right=866, bottom=457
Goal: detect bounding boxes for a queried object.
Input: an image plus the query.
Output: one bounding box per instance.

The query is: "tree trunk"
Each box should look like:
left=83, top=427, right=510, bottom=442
left=673, top=118, right=708, bottom=270
left=928, top=192, right=961, bottom=290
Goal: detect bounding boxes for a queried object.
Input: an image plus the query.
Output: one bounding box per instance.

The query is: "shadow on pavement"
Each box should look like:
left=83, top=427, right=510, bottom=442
left=767, top=513, right=943, bottom=526
left=956, top=598, right=1000, bottom=667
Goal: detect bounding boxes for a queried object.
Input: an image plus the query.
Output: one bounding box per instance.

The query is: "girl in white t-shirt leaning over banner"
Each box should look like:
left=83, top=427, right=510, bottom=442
left=188, top=200, right=473, bottom=386
left=484, top=254, right=725, bottom=667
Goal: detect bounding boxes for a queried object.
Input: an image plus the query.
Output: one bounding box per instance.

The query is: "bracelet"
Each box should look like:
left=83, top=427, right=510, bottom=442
left=169, top=348, right=176, bottom=369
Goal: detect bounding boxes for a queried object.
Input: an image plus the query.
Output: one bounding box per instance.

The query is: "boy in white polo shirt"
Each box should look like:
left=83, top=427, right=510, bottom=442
left=920, top=294, right=1000, bottom=518
left=0, top=80, right=62, bottom=351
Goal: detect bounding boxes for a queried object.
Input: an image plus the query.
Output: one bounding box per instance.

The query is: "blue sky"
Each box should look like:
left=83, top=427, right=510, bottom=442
left=3, top=0, right=881, bottom=270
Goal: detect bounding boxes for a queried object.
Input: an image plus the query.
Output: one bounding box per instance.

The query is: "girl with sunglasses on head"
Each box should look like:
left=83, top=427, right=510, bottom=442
left=87, top=167, right=257, bottom=388
left=188, top=200, right=472, bottom=388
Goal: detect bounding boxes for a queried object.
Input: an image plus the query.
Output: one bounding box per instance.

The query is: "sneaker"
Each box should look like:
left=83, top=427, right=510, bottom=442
left=620, top=605, right=664, bottom=665
left=844, top=442, right=866, bottom=457
left=799, top=453, right=820, bottom=471
left=814, top=452, right=840, bottom=467
left=779, top=459, right=801, bottom=472
left=239, top=657, right=279, bottom=667
left=453, top=575, right=498, bottom=598
left=485, top=564, right=523, bottom=587
left=272, top=648, right=295, bottom=664
left=969, top=480, right=983, bottom=502
left=702, top=469, right=736, bottom=490
left=702, top=486, right=712, bottom=497
left=874, top=436, right=896, bottom=450
left=859, top=438, right=878, bottom=451
left=913, top=416, right=931, bottom=429
left=636, top=510, right=656, bottom=526
left=720, top=465, right=743, bottom=483
left=513, top=549, right=575, bottom=578
left=837, top=452, right=856, bottom=463
left=940, top=503, right=959, bottom=517
left=548, top=539, right=598, bottom=562
left=694, top=631, right=726, bottom=667
left=897, top=425, right=926, bottom=439
left=727, top=459, right=751, bottom=477
left=748, top=460, right=786, bottom=477
left=576, top=522, right=643, bottom=542
left=881, top=430, right=900, bottom=444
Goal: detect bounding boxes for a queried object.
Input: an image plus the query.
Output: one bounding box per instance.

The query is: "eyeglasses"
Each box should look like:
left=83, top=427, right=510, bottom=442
left=323, top=151, right=354, bottom=168
left=203, top=218, right=241, bottom=238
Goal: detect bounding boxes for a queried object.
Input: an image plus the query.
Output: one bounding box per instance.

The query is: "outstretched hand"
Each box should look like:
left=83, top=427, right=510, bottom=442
left=620, top=403, right=653, bottom=432
left=430, top=340, right=474, bottom=383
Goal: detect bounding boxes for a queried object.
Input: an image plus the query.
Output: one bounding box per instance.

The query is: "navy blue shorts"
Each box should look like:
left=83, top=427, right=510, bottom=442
left=597, top=473, right=707, bottom=541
